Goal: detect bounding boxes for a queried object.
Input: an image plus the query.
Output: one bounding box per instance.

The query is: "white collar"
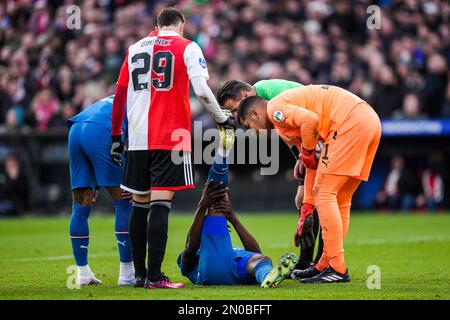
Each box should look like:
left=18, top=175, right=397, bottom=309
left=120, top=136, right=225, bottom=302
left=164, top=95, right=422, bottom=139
left=157, top=30, right=181, bottom=37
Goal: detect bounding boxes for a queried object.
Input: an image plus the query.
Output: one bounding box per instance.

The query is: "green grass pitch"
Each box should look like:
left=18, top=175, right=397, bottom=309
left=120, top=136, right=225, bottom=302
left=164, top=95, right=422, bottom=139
left=0, top=213, right=449, bottom=300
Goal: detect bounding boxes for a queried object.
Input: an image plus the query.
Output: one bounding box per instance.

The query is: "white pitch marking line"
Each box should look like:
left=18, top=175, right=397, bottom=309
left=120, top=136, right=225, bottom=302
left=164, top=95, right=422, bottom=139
left=4, top=253, right=117, bottom=263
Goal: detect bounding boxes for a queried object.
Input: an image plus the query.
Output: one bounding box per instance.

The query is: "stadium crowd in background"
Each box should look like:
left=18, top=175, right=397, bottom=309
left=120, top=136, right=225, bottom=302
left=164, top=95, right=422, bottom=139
left=0, top=0, right=448, bottom=211
left=1, top=0, right=449, bottom=131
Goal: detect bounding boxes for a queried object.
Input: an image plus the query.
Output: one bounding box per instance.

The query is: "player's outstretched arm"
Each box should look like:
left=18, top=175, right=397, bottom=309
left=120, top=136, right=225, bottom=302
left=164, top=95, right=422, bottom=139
left=211, top=195, right=262, bottom=254
left=181, top=182, right=228, bottom=270
left=191, top=76, right=235, bottom=127
left=184, top=41, right=234, bottom=128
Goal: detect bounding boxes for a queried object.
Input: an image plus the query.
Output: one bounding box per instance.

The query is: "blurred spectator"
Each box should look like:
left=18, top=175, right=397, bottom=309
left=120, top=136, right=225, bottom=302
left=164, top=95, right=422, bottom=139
left=370, top=65, right=404, bottom=118
left=28, top=0, right=51, bottom=37
left=422, top=53, right=448, bottom=117
left=376, top=155, right=422, bottom=211
left=417, top=153, right=446, bottom=211
left=392, top=93, right=428, bottom=120
left=420, top=169, right=444, bottom=210
left=5, top=105, right=25, bottom=130
left=0, top=153, right=29, bottom=216
left=31, top=88, right=59, bottom=131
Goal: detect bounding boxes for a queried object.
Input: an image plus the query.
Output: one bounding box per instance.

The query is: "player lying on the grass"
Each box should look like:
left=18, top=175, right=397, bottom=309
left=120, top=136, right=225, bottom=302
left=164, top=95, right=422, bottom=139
left=178, top=128, right=297, bottom=288
left=67, top=95, right=135, bottom=286
left=237, top=85, right=381, bottom=283
left=216, top=79, right=323, bottom=270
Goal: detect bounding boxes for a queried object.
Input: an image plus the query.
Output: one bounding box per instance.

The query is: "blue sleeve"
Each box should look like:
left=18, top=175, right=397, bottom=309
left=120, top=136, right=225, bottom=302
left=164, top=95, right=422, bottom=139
left=177, top=252, right=200, bottom=284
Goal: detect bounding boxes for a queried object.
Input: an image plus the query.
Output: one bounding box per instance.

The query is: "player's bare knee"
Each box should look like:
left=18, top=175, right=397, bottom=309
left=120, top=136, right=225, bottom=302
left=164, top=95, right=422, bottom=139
left=246, top=254, right=272, bottom=275
left=258, top=255, right=272, bottom=264
left=132, top=193, right=151, bottom=203
left=72, top=188, right=94, bottom=206
left=150, top=190, right=174, bottom=202
left=105, top=187, right=123, bottom=201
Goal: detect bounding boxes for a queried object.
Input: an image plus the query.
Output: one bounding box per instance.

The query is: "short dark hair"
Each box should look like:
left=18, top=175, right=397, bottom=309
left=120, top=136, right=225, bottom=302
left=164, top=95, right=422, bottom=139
left=237, top=95, right=263, bottom=124
left=157, top=7, right=185, bottom=28
left=216, top=80, right=253, bottom=106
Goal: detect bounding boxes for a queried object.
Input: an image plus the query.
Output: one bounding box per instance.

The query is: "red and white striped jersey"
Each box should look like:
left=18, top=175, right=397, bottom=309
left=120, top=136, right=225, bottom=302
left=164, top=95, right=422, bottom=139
left=113, top=30, right=209, bottom=151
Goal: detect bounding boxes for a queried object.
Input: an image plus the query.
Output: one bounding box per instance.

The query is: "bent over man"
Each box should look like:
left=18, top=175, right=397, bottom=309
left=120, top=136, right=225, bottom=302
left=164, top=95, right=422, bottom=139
left=238, top=85, right=381, bottom=283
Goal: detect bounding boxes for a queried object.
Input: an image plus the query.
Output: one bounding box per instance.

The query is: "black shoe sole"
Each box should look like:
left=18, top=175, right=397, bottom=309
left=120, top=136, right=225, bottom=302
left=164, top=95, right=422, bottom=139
left=292, top=269, right=321, bottom=280
left=300, top=275, right=351, bottom=284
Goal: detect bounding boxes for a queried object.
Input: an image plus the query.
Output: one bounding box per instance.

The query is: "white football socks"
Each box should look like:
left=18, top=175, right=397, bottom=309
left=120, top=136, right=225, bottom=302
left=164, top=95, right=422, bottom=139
left=77, top=264, right=93, bottom=277
left=119, top=261, right=135, bottom=277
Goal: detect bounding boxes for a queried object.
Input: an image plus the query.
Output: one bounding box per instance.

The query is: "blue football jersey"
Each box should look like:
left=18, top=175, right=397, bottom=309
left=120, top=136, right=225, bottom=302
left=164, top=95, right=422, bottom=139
left=68, top=95, right=127, bottom=136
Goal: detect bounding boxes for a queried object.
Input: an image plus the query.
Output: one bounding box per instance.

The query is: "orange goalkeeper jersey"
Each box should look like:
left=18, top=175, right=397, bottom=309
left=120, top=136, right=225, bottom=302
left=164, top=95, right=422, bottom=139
left=267, top=85, right=367, bottom=150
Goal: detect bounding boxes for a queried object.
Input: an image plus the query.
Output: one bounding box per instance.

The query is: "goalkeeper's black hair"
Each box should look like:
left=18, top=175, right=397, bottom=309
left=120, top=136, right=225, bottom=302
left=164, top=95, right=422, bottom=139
left=216, top=80, right=253, bottom=106
left=237, top=95, right=263, bottom=124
